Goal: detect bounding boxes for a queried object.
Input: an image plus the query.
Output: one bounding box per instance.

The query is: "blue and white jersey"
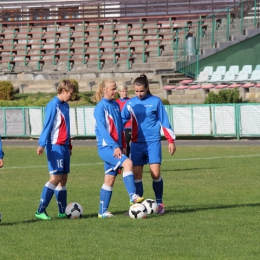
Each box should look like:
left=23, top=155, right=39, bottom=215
left=38, top=96, right=71, bottom=148
left=94, top=98, right=125, bottom=150
left=0, top=136, right=4, bottom=159
left=121, top=94, right=175, bottom=143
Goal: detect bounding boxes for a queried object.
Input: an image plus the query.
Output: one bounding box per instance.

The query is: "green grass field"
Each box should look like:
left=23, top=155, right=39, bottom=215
left=1, top=144, right=260, bottom=259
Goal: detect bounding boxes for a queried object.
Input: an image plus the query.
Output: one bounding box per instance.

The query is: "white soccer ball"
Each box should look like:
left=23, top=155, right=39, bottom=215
left=142, top=199, right=158, bottom=214
left=129, top=203, right=147, bottom=219
left=65, top=202, right=84, bottom=219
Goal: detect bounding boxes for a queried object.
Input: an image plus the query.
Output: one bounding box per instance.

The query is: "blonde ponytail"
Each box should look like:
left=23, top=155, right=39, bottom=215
left=93, top=79, right=116, bottom=103
left=93, top=81, right=105, bottom=103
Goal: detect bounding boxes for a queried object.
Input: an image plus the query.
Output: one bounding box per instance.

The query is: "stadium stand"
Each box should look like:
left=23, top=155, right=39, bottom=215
left=0, top=0, right=259, bottom=105
left=220, top=71, right=236, bottom=83
left=193, top=71, right=209, bottom=84
left=206, top=71, right=222, bottom=84
left=240, top=65, right=253, bottom=76
left=215, top=66, right=226, bottom=79
left=233, top=70, right=250, bottom=82
left=247, top=70, right=260, bottom=82
left=227, top=65, right=239, bottom=76
left=255, top=64, right=260, bottom=70
left=202, top=66, right=214, bottom=78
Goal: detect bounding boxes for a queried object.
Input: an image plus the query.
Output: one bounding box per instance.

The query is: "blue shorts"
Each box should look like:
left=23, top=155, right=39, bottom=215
left=130, top=141, right=162, bottom=166
left=98, top=146, right=128, bottom=176
left=46, top=144, right=70, bottom=175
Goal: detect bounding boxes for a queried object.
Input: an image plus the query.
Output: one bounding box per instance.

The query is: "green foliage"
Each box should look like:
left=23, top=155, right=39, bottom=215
left=0, top=92, right=94, bottom=107
left=70, top=92, right=95, bottom=106
left=161, top=98, right=170, bottom=105
left=0, top=81, right=14, bottom=100
left=114, top=92, right=120, bottom=99
left=1, top=144, right=260, bottom=259
left=204, top=88, right=242, bottom=104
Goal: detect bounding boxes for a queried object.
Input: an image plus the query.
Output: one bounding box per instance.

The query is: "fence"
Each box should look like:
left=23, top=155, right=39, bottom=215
left=1, top=103, right=260, bottom=139
left=0, top=0, right=239, bottom=21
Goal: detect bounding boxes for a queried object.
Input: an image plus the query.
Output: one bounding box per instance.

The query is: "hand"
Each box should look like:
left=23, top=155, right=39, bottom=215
left=122, top=147, right=127, bottom=155
left=113, top=147, right=122, bottom=158
left=37, top=146, right=44, bottom=155
left=168, top=143, right=176, bottom=156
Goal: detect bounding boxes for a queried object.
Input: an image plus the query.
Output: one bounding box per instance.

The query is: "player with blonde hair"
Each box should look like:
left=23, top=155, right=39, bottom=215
left=94, top=79, right=144, bottom=218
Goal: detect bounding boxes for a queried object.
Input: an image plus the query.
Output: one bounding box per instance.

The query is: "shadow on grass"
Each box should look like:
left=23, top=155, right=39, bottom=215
left=2, top=202, right=260, bottom=225
left=0, top=213, right=104, bottom=225
left=166, top=202, right=260, bottom=214
left=1, top=219, right=40, bottom=226
left=163, top=167, right=220, bottom=172
left=116, top=202, right=260, bottom=217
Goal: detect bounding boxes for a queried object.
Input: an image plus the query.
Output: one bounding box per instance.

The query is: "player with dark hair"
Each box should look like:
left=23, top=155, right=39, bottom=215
left=121, top=74, right=176, bottom=214
left=35, top=80, right=76, bottom=220
left=93, top=79, right=144, bottom=218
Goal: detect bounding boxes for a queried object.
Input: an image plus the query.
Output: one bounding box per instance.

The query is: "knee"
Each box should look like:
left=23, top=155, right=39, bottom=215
left=122, top=158, right=133, bottom=170
left=59, top=180, right=68, bottom=186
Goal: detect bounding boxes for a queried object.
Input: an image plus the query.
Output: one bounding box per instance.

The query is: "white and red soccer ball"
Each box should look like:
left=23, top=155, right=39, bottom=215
left=65, top=202, right=84, bottom=219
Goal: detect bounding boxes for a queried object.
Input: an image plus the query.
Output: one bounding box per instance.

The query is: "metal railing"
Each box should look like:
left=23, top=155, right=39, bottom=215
left=0, top=0, right=257, bottom=73
left=0, top=1, right=240, bottom=21
left=176, top=0, right=260, bottom=78
left=1, top=103, right=260, bottom=139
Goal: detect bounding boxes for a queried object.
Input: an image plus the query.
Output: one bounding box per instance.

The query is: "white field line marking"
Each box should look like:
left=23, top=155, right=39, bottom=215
left=3, top=154, right=260, bottom=170
left=163, top=153, right=260, bottom=162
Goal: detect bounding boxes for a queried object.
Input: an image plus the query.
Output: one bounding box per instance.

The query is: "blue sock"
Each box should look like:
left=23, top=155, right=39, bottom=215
left=135, top=179, right=143, bottom=197
left=123, top=171, right=136, bottom=200
left=153, top=177, right=163, bottom=204
left=54, top=186, right=67, bottom=214
left=99, top=184, right=112, bottom=215
left=37, top=182, right=56, bottom=213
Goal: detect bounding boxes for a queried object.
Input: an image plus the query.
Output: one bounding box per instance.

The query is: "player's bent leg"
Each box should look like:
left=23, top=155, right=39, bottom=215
left=121, top=162, right=144, bottom=205
left=150, top=164, right=165, bottom=214
left=133, top=165, right=144, bottom=198
left=121, top=158, right=133, bottom=172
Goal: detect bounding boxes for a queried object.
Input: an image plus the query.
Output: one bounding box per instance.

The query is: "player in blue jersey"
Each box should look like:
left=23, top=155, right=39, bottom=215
left=0, top=136, right=4, bottom=222
left=35, top=80, right=76, bottom=220
left=121, top=74, right=176, bottom=214
left=0, top=136, right=4, bottom=169
left=93, top=79, right=144, bottom=218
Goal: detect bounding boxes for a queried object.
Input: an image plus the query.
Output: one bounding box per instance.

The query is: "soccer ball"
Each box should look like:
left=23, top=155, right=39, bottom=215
left=129, top=203, right=147, bottom=219
left=142, top=199, right=158, bottom=214
left=65, top=202, right=84, bottom=219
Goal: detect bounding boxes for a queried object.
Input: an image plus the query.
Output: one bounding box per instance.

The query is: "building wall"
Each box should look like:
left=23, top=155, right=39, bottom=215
left=199, top=34, right=260, bottom=71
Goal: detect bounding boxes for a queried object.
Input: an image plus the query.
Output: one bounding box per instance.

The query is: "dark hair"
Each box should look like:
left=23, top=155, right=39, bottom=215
left=133, top=74, right=151, bottom=94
